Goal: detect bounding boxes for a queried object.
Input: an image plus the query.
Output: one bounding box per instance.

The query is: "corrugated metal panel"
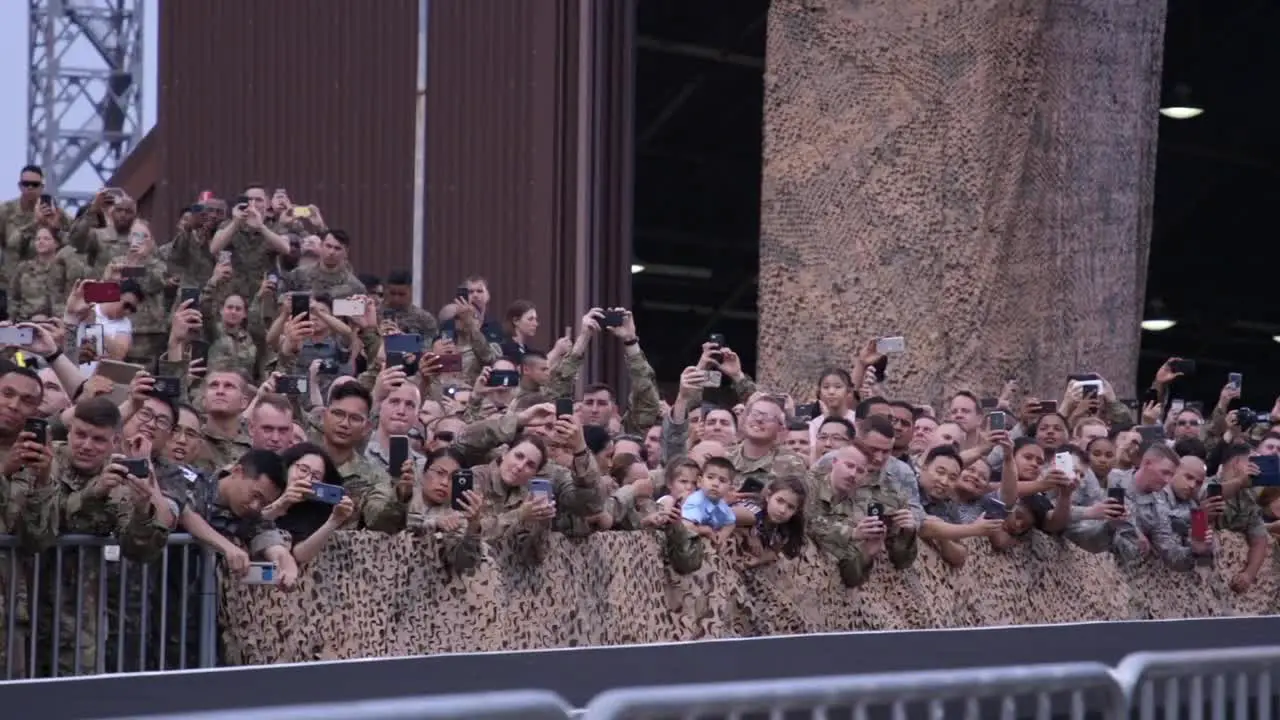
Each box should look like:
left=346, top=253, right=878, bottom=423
left=156, top=0, right=418, bottom=275
left=422, top=0, right=581, bottom=348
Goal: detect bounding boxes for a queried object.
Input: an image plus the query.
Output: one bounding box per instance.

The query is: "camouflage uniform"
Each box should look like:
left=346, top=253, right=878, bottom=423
left=199, top=422, right=253, bottom=476
left=0, top=201, right=71, bottom=285
left=1110, top=470, right=1207, bottom=570
left=165, top=228, right=218, bottom=290
left=804, top=463, right=917, bottom=588
left=337, top=452, right=400, bottom=533
left=1211, top=478, right=1268, bottom=541
left=66, top=217, right=132, bottom=276
left=8, top=257, right=73, bottom=321
left=543, top=343, right=663, bottom=434
left=404, top=505, right=484, bottom=574
left=214, top=225, right=280, bottom=306
left=381, top=304, right=438, bottom=340
left=123, top=256, right=171, bottom=366
left=206, top=328, right=260, bottom=385
left=0, top=440, right=60, bottom=678
left=606, top=484, right=703, bottom=574
left=186, top=468, right=289, bottom=557
left=280, top=264, right=366, bottom=299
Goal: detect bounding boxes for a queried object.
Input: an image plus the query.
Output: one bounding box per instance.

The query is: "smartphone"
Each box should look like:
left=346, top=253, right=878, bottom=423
left=450, top=469, right=474, bottom=511
left=1141, top=387, right=1160, bottom=405
left=866, top=502, right=887, bottom=523
left=23, top=418, right=48, bottom=444
left=487, top=369, right=520, bottom=388
left=876, top=336, right=906, bottom=354
left=1036, top=400, right=1058, bottom=414
left=986, top=411, right=1007, bottom=431
left=601, top=310, right=625, bottom=328
left=1190, top=508, right=1208, bottom=543
left=179, top=287, right=201, bottom=309
left=290, top=293, right=310, bottom=319
left=317, top=358, right=341, bottom=374
left=707, top=333, right=726, bottom=363
left=389, top=435, right=410, bottom=476
left=738, top=477, right=765, bottom=494
left=454, top=286, right=470, bottom=302
left=1170, top=359, right=1196, bottom=375
left=1107, top=486, right=1126, bottom=505
left=1252, top=455, right=1280, bottom=486
left=1135, top=424, right=1165, bottom=444
left=529, top=477, right=554, bottom=499
left=980, top=495, right=1008, bottom=519
left=1228, top=373, right=1243, bottom=391
left=218, top=250, right=232, bottom=265
left=310, top=482, right=345, bottom=505
left=275, top=375, right=308, bottom=395
left=83, top=281, right=121, bottom=303
left=555, top=397, right=574, bottom=417
left=979, top=397, right=998, bottom=410
left=151, top=376, right=182, bottom=398
left=39, top=193, right=52, bottom=207
left=384, top=334, right=423, bottom=354
left=120, top=457, right=151, bottom=479
left=266, top=272, right=279, bottom=285
left=1205, top=482, right=1223, bottom=499
left=1168, top=399, right=1185, bottom=417
left=794, top=402, right=819, bottom=421
left=0, top=326, right=34, bottom=346
left=243, top=562, right=279, bottom=585
left=332, top=298, right=365, bottom=317
left=1080, top=382, right=1101, bottom=398
left=437, top=353, right=462, bottom=373
left=186, top=340, right=209, bottom=364
left=1053, top=451, right=1076, bottom=477
left=120, top=265, right=145, bottom=279
left=702, top=369, right=723, bottom=389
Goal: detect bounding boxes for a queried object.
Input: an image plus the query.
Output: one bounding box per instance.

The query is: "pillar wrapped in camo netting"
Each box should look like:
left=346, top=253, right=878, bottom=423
left=758, top=0, right=1166, bottom=402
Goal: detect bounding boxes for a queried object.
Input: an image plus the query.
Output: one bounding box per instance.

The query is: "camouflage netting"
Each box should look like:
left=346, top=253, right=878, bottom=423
left=756, top=0, right=1166, bottom=401
left=221, top=531, right=1276, bottom=664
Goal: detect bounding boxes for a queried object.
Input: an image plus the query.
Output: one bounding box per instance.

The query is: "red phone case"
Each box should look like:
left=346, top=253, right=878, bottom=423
left=83, top=282, right=121, bottom=303
left=1190, top=508, right=1208, bottom=542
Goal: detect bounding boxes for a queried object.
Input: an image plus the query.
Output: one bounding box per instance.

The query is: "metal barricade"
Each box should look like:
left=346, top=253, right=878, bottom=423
left=1115, top=646, right=1280, bottom=720
left=111, top=690, right=576, bottom=720
left=581, top=662, right=1126, bottom=719
left=0, top=533, right=218, bottom=679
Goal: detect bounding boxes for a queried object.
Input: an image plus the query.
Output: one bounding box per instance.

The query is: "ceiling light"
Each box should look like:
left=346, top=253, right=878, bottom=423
left=630, top=264, right=646, bottom=274
left=1272, top=336, right=1280, bottom=344
left=1159, top=83, right=1203, bottom=120
left=1141, top=319, right=1177, bottom=332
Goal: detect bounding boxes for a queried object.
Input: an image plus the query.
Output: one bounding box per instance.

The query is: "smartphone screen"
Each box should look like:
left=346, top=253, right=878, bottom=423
left=389, top=435, right=410, bottom=476
left=290, top=293, right=309, bottom=318
left=986, top=411, right=1006, bottom=431
left=555, top=397, right=574, bottom=417
left=451, top=469, right=474, bottom=511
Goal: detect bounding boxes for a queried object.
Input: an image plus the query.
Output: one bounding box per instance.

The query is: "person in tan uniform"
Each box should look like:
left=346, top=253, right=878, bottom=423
left=66, top=189, right=138, bottom=276
left=0, top=166, right=71, bottom=286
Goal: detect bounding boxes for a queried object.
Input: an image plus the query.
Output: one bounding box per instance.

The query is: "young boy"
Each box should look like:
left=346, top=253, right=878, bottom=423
left=681, top=456, right=738, bottom=544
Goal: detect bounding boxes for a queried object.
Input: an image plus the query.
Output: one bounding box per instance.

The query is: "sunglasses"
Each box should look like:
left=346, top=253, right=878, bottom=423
left=433, top=431, right=455, bottom=443
left=122, top=302, right=138, bottom=314
left=19, top=180, right=42, bottom=189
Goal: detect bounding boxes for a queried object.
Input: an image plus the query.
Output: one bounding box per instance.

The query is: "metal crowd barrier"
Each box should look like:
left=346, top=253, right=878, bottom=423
left=1116, top=646, right=1280, bottom=719
left=0, top=533, right=218, bottom=679
left=120, top=691, right=576, bottom=720
left=579, top=662, right=1126, bottom=719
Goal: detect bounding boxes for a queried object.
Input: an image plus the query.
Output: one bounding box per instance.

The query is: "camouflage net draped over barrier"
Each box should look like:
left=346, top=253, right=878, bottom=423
left=221, top=532, right=1276, bottom=664
left=756, top=0, right=1166, bottom=400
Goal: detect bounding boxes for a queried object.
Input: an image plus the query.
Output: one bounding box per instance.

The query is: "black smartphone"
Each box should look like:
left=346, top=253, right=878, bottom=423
left=555, top=397, right=574, bottom=417
left=290, top=293, right=310, bottom=319
left=235, top=194, right=250, bottom=210
left=187, top=340, right=209, bottom=364
left=1170, top=359, right=1196, bottom=375
left=120, top=457, right=151, bottom=479
left=389, top=435, right=410, bottom=476
left=1082, top=384, right=1099, bottom=399
left=1205, top=482, right=1223, bottom=499
left=867, top=502, right=885, bottom=520
left=1141, top=387, right=1160, bottom=405
left=455, top=286, right=470, bottom=302
left=450, top=469, right=474, bottom=511
left=1036, top=400, right=1058, bottom=414
left=152, top=376, right=182, bottom=398
left=601, top=309, right=624, bottom=328
left=1107, top=487, right=1126, bottom=505
left=738, top=477, right=765, bottom=494
left=39, top=193, right=52, bottom=207
left=179, top=288, right=201, bottom=309
left=794, top=402, right=819, bottom=420
left=980, top=495, right=1008, bottom=519
left=707, top=332, right=726, bottom=362
left=487, top=369, right=520, bottom=388
left=979, top=397, right=998, bottom=410
left=275, top=375, right=308, bottom=395
left=1067, top=373, right=1101, bottom=382
left=23, top=418, right=48, bottom=444
left=384, top=334, right=423, bottom=354
left=986, top=411, right=1007, bottom=431
left=1252, top=455, right=1280, bottom=486
left=317, top=358, right=341, bottom=374
left=1135, top=424, right=1165, bottom=444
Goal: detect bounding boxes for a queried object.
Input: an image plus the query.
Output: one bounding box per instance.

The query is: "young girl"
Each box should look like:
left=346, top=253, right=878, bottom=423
left=742, top=476, right=807, bottom=568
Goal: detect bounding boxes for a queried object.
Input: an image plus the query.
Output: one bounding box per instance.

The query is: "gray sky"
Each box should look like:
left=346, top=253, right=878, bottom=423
left=1, top=1, right=158, bottom=197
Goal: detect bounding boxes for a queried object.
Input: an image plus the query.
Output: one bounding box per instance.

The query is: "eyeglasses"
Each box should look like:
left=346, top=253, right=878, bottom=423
left=328, top=408, right=367, bottom=425
left=19, top=181, right=42, bottom=189
left=134, top=407, right=173, bottom=431
left=1176, top=420, right=1202, bottom=427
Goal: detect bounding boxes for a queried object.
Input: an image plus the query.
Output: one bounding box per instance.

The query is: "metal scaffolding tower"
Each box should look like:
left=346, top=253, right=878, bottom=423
left=28, top=0, right=145, bottom=210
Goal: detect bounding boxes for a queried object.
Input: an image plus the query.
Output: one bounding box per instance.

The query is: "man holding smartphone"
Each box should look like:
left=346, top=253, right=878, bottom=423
left=67, top=189, right=138, bottom=276
left=0, top=165, right=71, bottom=286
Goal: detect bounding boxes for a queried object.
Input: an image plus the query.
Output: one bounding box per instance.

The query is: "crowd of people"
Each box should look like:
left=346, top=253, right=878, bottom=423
left=0, top=163, right=1278, bottom=677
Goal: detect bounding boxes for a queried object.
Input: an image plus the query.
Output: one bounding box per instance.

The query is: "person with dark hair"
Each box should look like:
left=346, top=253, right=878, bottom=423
left=743, top=475, right=808, bottom=566
left=380, top=269, right=438, bottom=339
left=315, top=382, right=402, bottom=533
left=855, top=413, right=926, bottom=526
left=279, top=228, right=366, bottom=299
left=1109, top=442, right=1212, bottom=569
left=274, top=443, right=355, bottom=564
left=65, top=275, right=146, bottom=373
left=1, top=164, right=71, bottom=286
left=208, top=184, right=291, bottom=303
left=180, top=448, right=298, bottom=588
left=404, top=446, right=486, bottom=573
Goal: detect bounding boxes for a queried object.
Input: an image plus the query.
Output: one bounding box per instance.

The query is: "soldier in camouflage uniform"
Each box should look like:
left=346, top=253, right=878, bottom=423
left=0, top=361, right=61, bottom=677
left=1210, top=443, right=1273, bottom=592
left=279, top=229, right=366, bottom=299
left=66, top=192, right=139, bottom=277
left=805, top=445, right=918, bottom=588
left=401, top=447, right=485, bottom=573
left=193, top=369, right=254, bottom=472
left=114, top=221, right=172, bottom=366
left=199, top=260, right=264, bottom=381
left=380, top=270, right=438, bottom=340
left=1110, top=444, right=1214, bottom=569
left=208, top=186, right=290, bottom=306
left=164, top=201, right=224, bottom=291
left=8, top=226, right=74, bottom=321
left=307, top=383, right=402, bottom=533
left=0, top=166, right=72, bottom=286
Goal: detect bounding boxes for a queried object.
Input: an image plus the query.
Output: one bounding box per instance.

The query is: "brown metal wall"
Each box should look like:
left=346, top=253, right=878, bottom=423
left=155, top=0, right=419, bottom=274
left=422, top=0, right=581, bottom=347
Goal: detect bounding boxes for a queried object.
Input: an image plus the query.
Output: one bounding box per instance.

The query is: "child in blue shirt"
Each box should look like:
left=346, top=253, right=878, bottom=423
left=681, top=457, right=738, bottom=545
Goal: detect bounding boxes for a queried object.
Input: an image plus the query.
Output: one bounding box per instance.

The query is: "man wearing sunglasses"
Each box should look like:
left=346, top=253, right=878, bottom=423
left=0, top=165, right=71, bottom=286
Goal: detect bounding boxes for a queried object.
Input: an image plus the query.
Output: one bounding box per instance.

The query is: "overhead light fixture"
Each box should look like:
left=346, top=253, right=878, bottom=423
left=1141, top=319, right=1177, bottom=332
left=1159, top=83, right=1203, bottom=120
left=1141, top=298, right=1176, bottom=332
left=630, top=263, right=646, bottom=274
left=1272, top=336, right=1280, bottom=344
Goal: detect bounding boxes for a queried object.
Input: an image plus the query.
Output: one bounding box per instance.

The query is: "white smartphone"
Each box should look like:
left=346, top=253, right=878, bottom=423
left=0, top=326, right=34, bottom=347
left=78, top=323, right=104, bottom=355
left=243, top=562, right=280, bottom=585
left=876, top=336, right=906, bottom=354
left=332, top=298, right=366, bottom=317
left=218, top=250, right=232, bottom=265
left=1053, top=451, right=1076, bottom=477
